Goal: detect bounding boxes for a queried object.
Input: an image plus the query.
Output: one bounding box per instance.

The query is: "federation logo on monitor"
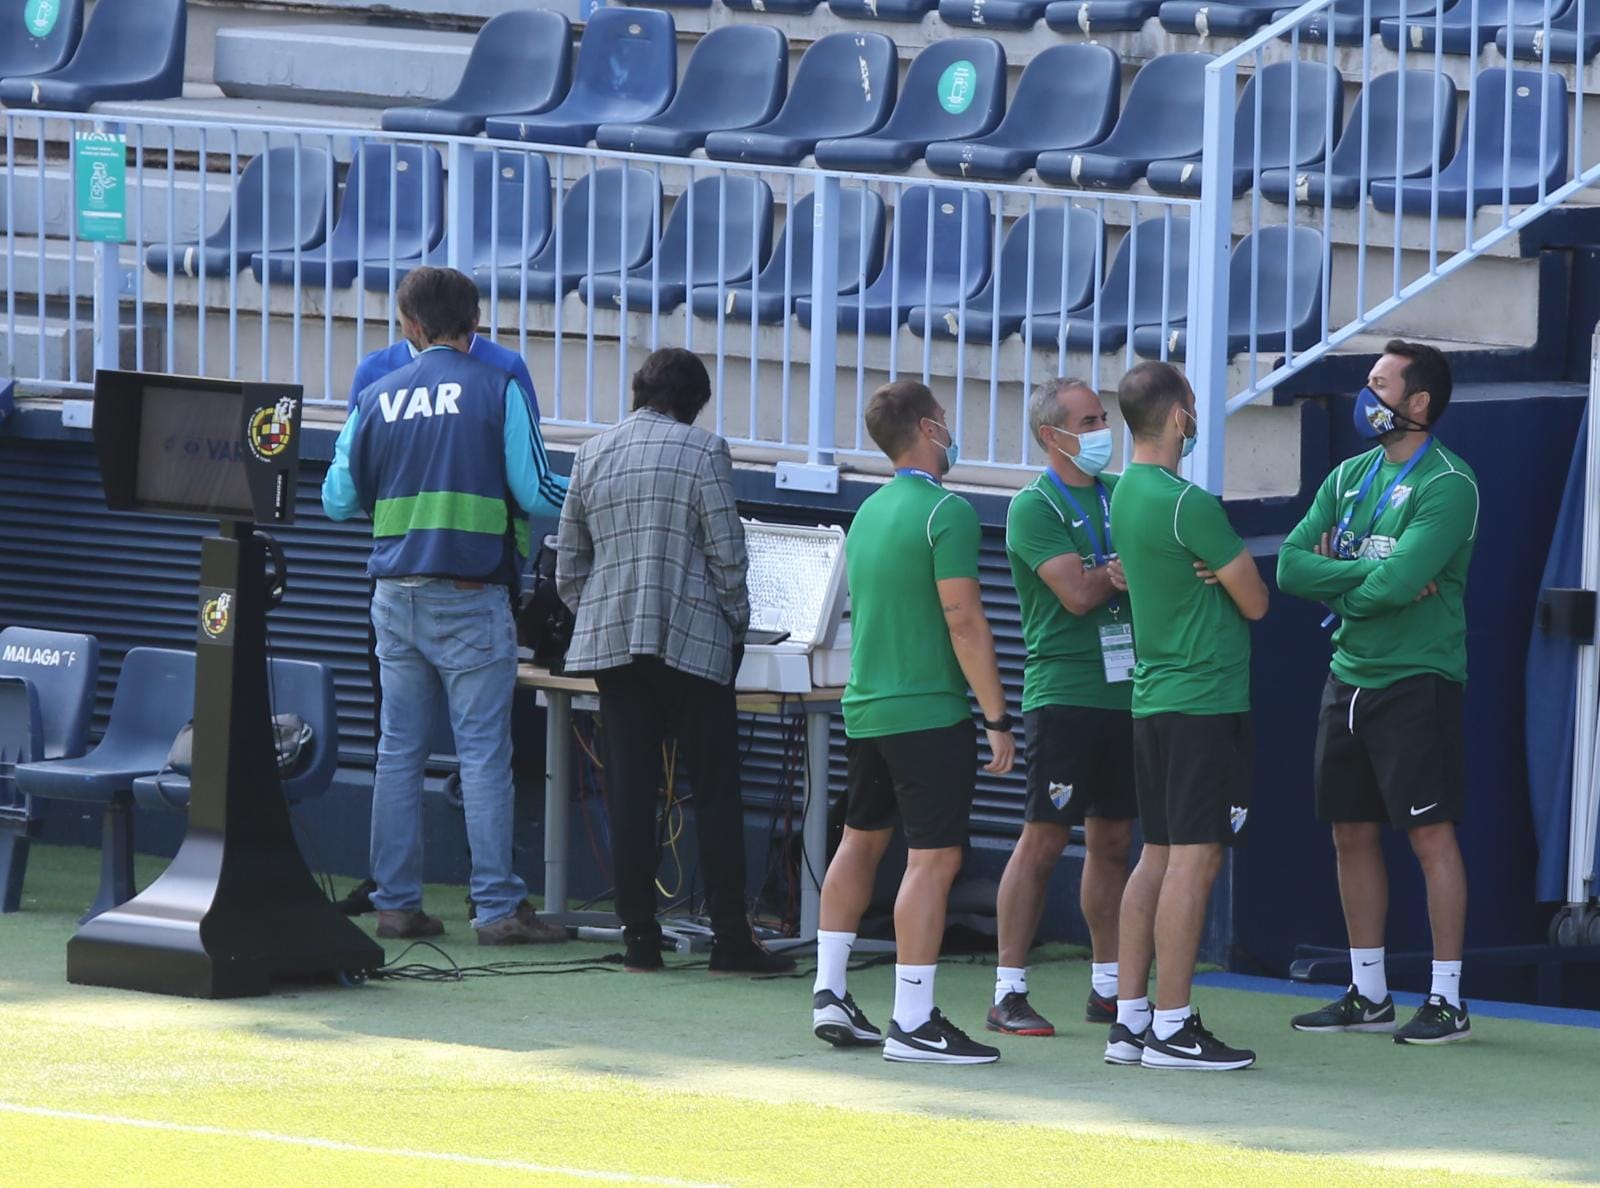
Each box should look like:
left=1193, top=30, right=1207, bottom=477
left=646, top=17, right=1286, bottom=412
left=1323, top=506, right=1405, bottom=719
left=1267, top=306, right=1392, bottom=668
left=247, top=398, right=297, bottom=461
left=201, top=592, right=233, bottom=639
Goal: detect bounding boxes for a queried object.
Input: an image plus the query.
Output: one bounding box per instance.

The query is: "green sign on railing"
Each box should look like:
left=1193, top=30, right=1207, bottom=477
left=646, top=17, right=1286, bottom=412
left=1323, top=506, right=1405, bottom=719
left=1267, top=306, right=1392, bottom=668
left=74, top=131, right=127, bottom=243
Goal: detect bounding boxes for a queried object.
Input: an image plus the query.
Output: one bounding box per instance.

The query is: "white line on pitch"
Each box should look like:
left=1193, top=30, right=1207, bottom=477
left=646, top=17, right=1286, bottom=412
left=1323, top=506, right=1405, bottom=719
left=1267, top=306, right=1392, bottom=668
left=0, top=1102, right=727, bottom=1187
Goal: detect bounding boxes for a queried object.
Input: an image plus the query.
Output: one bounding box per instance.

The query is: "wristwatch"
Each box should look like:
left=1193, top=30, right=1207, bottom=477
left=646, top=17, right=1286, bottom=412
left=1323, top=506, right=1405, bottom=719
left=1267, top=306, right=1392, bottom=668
left=982, top=711, right=1014, bottom=733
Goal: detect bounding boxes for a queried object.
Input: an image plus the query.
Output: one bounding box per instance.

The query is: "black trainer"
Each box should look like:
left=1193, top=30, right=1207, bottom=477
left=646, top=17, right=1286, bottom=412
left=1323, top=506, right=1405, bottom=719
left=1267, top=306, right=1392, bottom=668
left=1103, top=1022, right=1147, bottom=1066
left=985, top=991, right=1055, bottom=1037
left=1141, top=1013, right=1256, bottom=1071
left=709, top=937, right=797, bottom=975
left=812, top=989, right=883, bottom=1047
left=883, top=1008, right=1001, bottom=1065
left=1290, top=986, right=1395, bottom=1033
left=1085, top=989, right=1117, bottom=1025
left=334, top=877, right=377, bottom=916
left=1394, top=994, right=1472, bottom=1045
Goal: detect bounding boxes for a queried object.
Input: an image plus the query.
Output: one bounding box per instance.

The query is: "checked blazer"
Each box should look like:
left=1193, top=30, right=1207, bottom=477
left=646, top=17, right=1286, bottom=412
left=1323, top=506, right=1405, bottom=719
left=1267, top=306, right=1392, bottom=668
left=556, top=409, right=750, bottom=685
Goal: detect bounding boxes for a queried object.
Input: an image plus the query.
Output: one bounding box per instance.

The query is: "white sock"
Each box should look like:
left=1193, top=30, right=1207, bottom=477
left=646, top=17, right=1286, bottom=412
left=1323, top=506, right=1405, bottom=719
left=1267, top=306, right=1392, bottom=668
left=813, top=930, right=855, bottom=998
left=1350, top=947, right=1388, bottom=1003
left=994, top=965, right=1028, bottom=1005
left=1431, top=959, right=1463, bottom=1008
left=1152, top=1004, right=1193, bottom=1042
left=892, top=963, right=937, bottom=1032
left=1116, top=994, right=1152, bottom=1032
left=1091, top=962, right=1119, bottom=999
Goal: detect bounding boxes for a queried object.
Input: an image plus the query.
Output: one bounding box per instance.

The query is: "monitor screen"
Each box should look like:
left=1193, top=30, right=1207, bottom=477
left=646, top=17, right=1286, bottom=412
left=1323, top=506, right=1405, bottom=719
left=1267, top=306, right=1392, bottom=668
left=134, top=385, right=255, bottom=517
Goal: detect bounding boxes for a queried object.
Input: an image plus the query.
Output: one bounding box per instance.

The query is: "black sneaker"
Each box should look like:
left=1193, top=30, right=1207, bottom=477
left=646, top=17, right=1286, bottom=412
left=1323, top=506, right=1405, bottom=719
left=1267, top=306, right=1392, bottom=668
left=1141, top=1013, right=1256, bottom=1071
left=883, top=1008, right=1001, bottom=1065
left=985, top=991, right=1055, bottom=1037
left=709, top=937, right=797, bottom=975
left=334, top=877, right=377, bottom=916
left=1085, top=989, right=1117, bottom=1025
left=812, top=989, right=883, bottom=1047
left=1394, top=994, right=1472, bottom=1045
left=1290, top=986, right=1395, bottom=1033
left=1104, top=1022, right=1147, bottom=1066
left=623, top=929, right=664, bottom=972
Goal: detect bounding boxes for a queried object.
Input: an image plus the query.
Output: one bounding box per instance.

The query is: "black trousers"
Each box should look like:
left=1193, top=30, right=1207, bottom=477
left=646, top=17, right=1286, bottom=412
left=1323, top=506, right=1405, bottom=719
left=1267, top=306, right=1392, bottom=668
left=592, top=657, right=747, bottom=942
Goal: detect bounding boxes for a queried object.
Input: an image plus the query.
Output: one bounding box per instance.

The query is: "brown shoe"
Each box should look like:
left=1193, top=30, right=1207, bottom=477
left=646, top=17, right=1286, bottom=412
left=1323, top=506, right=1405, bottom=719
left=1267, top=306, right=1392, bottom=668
left=375, top=908, right=445, bottom=939
left=475, top=900, right=568, bottom=945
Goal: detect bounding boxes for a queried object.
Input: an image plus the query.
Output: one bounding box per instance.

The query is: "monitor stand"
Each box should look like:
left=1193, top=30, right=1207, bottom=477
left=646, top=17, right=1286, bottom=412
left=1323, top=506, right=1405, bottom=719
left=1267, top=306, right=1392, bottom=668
left=67, top=520, right=384, bottom=997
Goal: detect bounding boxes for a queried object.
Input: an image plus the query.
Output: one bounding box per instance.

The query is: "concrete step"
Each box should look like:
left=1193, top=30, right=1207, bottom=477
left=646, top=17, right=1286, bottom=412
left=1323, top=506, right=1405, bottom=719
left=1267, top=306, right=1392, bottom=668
left=0, top=315, right=160, bottom=386
left=214, top=23, right=478, bottom=108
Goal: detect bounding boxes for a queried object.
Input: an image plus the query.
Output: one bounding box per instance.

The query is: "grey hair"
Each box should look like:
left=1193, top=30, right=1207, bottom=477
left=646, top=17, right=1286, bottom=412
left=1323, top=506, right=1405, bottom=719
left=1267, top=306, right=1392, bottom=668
left=1028, top=377, right=1095, bottom=447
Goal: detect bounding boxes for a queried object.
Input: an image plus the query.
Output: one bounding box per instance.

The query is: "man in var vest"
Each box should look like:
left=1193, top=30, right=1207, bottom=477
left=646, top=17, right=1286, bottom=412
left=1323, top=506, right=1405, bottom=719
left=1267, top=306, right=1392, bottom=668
left=322, top=266, right=568, bottom=944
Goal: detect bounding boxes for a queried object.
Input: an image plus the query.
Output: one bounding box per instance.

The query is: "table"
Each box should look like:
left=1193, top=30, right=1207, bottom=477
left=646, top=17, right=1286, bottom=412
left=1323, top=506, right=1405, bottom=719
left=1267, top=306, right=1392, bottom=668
left=519, top=664, right=843, bottom=948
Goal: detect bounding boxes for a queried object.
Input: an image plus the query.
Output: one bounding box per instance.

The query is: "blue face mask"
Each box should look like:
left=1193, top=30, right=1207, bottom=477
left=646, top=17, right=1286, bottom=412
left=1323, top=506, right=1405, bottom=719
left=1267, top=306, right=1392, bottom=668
left=1053, top=427, right=1113, bottom=476
left=1353, top=385, right=1423, bottom=441
left=1179, top=407, right=1198, bottom=459
left=924, top=418, right=959, bottom=474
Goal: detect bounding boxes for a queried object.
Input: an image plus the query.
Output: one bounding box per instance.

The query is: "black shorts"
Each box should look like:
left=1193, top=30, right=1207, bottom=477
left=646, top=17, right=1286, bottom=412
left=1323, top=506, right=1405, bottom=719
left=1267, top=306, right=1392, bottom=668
left=844, top=722, right=975, bottom=850
left=1133, top=712, right=1253, bottom=847
left=1314, top=673, right=1464, bottom=829
left=1023, top=705, right=1137, bottom=828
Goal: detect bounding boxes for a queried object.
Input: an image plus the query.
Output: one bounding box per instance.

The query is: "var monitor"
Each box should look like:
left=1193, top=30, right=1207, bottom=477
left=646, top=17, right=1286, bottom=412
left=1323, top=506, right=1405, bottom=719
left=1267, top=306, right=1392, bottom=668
left=93, top=371, right=303, bottom=524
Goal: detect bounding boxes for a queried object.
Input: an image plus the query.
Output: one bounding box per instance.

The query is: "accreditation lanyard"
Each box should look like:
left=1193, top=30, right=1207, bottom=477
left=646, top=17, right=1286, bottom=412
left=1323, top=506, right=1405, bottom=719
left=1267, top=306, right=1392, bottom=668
left=1045, top=470, right=1119, bottom=617
left=896, top=468, right=941, bottom=485
left=1332, top=437, right=1432, bottom=560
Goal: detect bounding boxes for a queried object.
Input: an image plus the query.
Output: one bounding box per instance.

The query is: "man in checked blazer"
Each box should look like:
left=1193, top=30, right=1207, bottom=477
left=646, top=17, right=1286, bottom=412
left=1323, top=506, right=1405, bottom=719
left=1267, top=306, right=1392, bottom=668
left=556, top=348, right=795, bottom=976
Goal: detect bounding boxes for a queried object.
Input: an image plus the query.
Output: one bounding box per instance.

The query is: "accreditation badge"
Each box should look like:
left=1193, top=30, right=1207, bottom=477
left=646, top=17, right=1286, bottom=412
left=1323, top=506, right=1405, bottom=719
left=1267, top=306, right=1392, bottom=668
left=1099, top=622, right=1135, bottom=684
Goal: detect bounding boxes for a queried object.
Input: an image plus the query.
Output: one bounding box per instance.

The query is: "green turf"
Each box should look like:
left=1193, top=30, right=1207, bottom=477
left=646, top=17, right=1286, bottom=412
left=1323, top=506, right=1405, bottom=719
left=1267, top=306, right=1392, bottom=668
left=1, top=844, right=1594, bottom=1186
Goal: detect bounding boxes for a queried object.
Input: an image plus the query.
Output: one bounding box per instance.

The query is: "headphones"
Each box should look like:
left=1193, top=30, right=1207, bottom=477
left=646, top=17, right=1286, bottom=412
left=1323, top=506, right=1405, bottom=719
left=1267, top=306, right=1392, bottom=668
left=255, top=530, right=287, bottom=609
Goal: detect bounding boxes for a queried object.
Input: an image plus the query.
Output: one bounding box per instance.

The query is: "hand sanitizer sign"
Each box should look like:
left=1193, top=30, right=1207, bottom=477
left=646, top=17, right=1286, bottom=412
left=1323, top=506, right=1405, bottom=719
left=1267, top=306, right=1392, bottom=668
left=24, top=0, right=60, bottom=37
left=937, top=60, right=977, bottom=115
left=75, top=132, right=128, bottom=243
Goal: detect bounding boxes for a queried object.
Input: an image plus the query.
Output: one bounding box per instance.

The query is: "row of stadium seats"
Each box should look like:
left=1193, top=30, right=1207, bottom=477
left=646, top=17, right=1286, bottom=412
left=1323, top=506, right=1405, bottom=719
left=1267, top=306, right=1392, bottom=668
left=0, top=0, right=184, bottom=112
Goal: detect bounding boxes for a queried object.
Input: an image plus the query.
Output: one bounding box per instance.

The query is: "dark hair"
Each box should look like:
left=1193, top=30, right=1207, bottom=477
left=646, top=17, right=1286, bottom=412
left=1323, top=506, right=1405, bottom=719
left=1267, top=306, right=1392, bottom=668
left=1117, top=360, right=1190, bottom=441
left=1383, top=339, right=1453, bottom=424
left=632, top=347, right=711, bottom=422
left=395, top=266, right=480, bottom=343
left=865, top=380, right=941, bottom=460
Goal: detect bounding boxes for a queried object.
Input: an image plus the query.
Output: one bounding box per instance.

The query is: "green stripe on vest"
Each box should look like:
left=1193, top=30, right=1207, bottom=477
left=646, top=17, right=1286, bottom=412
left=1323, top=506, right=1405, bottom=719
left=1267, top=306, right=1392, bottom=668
left=373, top=491, right=509, bottom=538
left=513, top=520, right=531, bottom=557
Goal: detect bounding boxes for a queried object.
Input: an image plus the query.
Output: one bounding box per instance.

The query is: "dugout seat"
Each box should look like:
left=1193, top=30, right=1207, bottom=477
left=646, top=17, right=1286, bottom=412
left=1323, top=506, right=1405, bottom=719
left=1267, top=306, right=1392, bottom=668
left=1046, top=0, right=1163, bottom=32
left=0, top=0, right=184, bottom=111
left=1026, top=215, right=1190, bottom=353
left=1380, top=0, right=1571, bottom=53
left=0, top=0, right=83, bottom=81
left=1500, top=3, right=1600, bottom=62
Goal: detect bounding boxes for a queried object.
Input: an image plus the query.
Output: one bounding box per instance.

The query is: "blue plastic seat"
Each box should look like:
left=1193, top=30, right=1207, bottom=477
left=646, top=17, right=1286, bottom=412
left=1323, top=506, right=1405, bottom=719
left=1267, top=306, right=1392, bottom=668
left=1046, top=0, right=1163, bottom=31
left=146, top=146, right=333, bottom=279
left=1147, top=60, right=1342, bottom=197
left=814, top=38, right=1006, bottom=172
left=483, top=8, right=675, bottom=148
left=1499, top=3, right=1600, bottom=62
left=251, top=143, right=444, bottom=289
left=131, top=658, right=339, bottom=813
left=365, top=150, right=552, bottom=292
left=1260, top=70, right=1456, bottom=208
left=703, top=32, right=899, bottom=167
left=1274, top=0, right=1438, bottom=46
left=1159, top=0, right=1285, bottom=35
left=0, top=0, right=184, bottom=111
left=939, top=0, right=1050, bottom=29
left=926, top=44, right=1120, bottom=181
left=909, top=206, right=1102, bottom=341
left=0, top=0, right=83, bottom=80
left=1036, top=53, right=1214, bottom=190
left=1371, top=68, right=1565, bottom=215
left=1025, top=215, right=1191, bottom=353
left=829, top=0, right=937, bottom=19
left=381, top=10, right=572, bottom=137
left=723, top=0, right=821, bottom=12
left=1380, top=0, right=1570, bottom=52
left=796, top=185, right=992, bottom=335
left=594, top=25, right=787, bottom=157
left=475, top=166, right=659, bottom=301
left=581, top=175, right=774, bottom=313
left=1133, top=225, right=1323, bottom=359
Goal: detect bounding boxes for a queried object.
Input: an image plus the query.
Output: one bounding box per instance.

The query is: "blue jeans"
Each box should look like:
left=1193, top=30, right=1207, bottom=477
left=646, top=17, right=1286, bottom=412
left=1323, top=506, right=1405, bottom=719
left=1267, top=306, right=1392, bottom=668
left=370, top=578, right=527, bottom=925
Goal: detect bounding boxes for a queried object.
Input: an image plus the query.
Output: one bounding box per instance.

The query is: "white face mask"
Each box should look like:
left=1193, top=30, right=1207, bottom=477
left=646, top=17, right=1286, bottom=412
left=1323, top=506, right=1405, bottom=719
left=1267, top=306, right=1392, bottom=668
left=1050, top=426, right=1113, bottom=476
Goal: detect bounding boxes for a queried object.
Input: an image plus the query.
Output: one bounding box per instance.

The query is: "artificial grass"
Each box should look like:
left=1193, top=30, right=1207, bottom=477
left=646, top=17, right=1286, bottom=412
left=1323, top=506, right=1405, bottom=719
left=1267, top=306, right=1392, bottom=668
left=1, top=844, right=1595, bottom=1186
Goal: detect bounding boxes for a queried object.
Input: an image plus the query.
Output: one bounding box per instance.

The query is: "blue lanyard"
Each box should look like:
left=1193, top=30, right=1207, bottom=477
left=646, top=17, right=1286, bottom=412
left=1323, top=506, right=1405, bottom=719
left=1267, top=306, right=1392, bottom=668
left=1332, top=438, right=1432, bottom=559
left=896, top=468, right=941, bottom=485
left=1045, top=470, right=1112, bottom=565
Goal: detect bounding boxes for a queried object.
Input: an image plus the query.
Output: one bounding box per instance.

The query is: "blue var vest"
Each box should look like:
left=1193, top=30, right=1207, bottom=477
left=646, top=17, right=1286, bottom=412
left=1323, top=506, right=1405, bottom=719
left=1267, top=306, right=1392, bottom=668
left=350, top=347, right=520, bottom=586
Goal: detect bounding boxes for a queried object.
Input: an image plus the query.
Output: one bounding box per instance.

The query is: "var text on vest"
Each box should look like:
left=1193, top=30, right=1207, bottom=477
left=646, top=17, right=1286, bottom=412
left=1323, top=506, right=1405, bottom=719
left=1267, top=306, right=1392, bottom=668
left=377, top=384, right=463, bottom=423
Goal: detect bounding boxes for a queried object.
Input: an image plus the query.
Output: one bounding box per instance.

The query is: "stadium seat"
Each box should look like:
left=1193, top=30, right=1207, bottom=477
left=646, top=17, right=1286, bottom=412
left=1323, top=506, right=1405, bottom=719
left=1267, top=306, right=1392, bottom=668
left=1380, top=0, right=1571, bottom=52
left=364, top=150, right=552, bottom=293
left=688, top=187, right=887, bottom=324
left=1025, top=215, right=1190, bottom=353
left=1370, top=68, right=1565, bottom=215
left=703, top=32, right=898, bottom=167
left=13, top=647, right=194, bottom=920
left=252, top=143, right=445, bottom=290
left=1146, top=60, right=1342, bottom=197
left=380, top=10, right=573, bottom=137
left=0, top=627, right=98, bottom=914
left=1273, top=0, right=1439, bottom=47
left=723, top=0, right=821, bottom=12
left=829, top=0, right=938, bottom=20
left=939, top=0, right=1050, bottom=31
left=1046, top=0, right=1164, bottom=33
left=1498, top=2, right=1600, bottom=62
left=1259, top=70, right=1456, bottom=208
left=475, top=165, right=659, bottom=301
left=1132, top=224, right=1323, bottom=359
left=1035, top=53, right=1214, bottom=190
left=580, top=175, right=774, bottom=313
left=145, top=146, right=333, bottom=279
left=1159, top=0, right=1285, bottom=36
left=0, top=0, right=83, bottom=80
left=0, top=0, right=184, bottom=111
left=814, top=38, right=1006, bottom=172
left=926, top=44, right=1119, bottom=181
left=908, top=206, right=1102, bottom=341
left=796, top=185, right=991, bottom=334
left=594, top=25, right=787, bottom=157
left=483, top=7, right=675, bottom=148
left=131, top=658, right=339, bottom=813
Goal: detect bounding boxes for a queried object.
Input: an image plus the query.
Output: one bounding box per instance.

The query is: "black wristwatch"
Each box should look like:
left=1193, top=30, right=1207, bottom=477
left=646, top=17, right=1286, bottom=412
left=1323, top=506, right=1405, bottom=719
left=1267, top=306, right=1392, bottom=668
left=982, top=711, right=1014, bottom=733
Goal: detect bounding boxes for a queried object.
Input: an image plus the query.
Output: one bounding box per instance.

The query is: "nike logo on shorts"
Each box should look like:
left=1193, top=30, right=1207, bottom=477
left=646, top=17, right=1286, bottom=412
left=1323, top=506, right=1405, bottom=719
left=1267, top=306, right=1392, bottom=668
left=1410, top=802, right=1440, bottom=817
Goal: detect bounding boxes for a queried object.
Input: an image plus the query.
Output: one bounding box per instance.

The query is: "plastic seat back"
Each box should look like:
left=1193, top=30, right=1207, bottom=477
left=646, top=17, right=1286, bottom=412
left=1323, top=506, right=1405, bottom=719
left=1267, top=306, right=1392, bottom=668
left=1093, top=215, right=1192, bottom=328
left=1469, top=67, right=1567, bottom=188
left=0, top=627, right=99, bottom=761
left=383, top=9, right=572, bottom=133
left=332, top=144, right=446, bottom=265
left=1098, top=53, right=1215, bottom=158
left=869, top=184, right=992, bottom=306
left=225, top=146, right=334, bottom=256
left=476, top=150, right=554, bottom=268
left=557, top=7, right=676, bottom=122
left=791, top=187, right=889, bottom=298
left=991, top=206, right=1101, bottom=319
left=653, top=25, right=786, bottom=133
left=995, top=44, right=1119, bottom=150
left=735, top=31, right=898, bottom=143
left=56, top=0, right=183, bottom=86
left=0, top=0, right=84, bottom=79
left=532, top=166, right=659, bottom=276
left=266, top=658, right=339, bottom=804
left=1330, top=70, right=1457, bottom=181
left=653, top=175, right=774, bottom=287
left=96, top=648, right=195, bottom=770
left=873, top=38, right=1006, bottom=146
left=1237, top=61, right=1343, bottom=171
left=1229, top=225, right=1323, bottom=339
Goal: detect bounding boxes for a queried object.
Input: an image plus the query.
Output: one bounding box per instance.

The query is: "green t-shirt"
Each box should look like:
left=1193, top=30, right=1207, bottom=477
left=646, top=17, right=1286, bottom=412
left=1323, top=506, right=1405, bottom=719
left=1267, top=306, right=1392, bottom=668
left=1111, top=462, right=1252, bottom=717
left=843, top=473, right=981, bottom=738
left=1005, top=472, right=1132, bottom=713
left=1277, top=440, right=1478, bottom=689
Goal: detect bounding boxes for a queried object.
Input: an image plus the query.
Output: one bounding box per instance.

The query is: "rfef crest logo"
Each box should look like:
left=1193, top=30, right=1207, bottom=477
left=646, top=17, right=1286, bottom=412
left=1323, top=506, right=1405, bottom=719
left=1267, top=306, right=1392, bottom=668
left=202, top=592, right=233, bottom=639
left=247, top=397, right=297, bottom=461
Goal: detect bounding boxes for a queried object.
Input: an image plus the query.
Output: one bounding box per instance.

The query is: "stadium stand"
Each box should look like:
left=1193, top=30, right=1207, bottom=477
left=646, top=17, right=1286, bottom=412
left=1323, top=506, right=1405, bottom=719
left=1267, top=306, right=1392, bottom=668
left=1159, top=0, right=1285, bottom=37
left=0, top=0, right=83, bottom=81
left=937, top=0, right=1052, bottom=31
left=1275, top=0, right=1440, bottom=46
left=1378, top=0, right=1569, bottom=52
left=1046, top=0, right=1163, bottom=33
left=1025, top=214, right=1191, bottom=353
left=1500, top=3, right=1600, bottom=62
left=0, top=0, right=184, bottom=111
left=828, top=0, right=939, bottom=22
left=722, top=0, right=822, bottom=13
